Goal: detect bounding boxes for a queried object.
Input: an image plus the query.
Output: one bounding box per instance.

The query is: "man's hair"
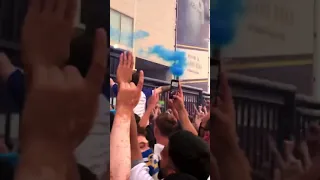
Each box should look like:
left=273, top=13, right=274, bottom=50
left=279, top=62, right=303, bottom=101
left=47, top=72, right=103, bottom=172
left=134, top=114, right=141, bottom=124
left=137, top=125, right=147, bottom=137
left=155, top=113, right=180, bottom=137
left=168, top=130, right=210, bottom=180
left=131, top=71, right=140, bottom=85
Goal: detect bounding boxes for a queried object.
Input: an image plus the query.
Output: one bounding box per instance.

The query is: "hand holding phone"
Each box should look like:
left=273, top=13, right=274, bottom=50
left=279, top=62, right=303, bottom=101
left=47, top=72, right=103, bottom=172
left=169, top=79, right=179, bottom=99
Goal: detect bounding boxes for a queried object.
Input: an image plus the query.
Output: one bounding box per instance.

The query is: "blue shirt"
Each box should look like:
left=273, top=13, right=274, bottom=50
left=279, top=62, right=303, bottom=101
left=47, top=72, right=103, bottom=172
left=141, top=148, right=160, bottom=177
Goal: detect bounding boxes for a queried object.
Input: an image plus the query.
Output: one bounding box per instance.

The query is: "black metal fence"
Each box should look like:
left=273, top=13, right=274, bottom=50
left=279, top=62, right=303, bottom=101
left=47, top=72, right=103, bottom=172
left=110, top=74, right=210, bottom=115
left=211, top=73, right=320, bottom=174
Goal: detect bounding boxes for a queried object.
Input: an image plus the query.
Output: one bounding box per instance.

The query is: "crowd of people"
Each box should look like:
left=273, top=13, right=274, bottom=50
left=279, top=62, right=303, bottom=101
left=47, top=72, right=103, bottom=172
left=0, top=0, right=319, bottom=180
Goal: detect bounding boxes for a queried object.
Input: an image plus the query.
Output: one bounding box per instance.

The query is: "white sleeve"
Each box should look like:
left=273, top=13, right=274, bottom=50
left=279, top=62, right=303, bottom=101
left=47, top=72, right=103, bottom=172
left=130, top=163, right=154, bottom=180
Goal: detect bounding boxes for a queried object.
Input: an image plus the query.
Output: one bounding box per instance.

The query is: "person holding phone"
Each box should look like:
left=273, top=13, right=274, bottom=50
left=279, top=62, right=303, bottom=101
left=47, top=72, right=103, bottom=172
left=110, top=52, right=171, bottom=118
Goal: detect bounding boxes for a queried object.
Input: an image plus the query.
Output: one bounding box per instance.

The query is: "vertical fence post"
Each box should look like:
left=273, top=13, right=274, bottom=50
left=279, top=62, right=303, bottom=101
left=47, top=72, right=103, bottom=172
left=277, top=91, right=296, bottom=154
left=198, top=90, right=203, bottom=106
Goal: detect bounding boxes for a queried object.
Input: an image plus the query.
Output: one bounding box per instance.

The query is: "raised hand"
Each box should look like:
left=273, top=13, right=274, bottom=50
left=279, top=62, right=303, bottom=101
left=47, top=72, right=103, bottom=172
left=171, top=81, right=185, bottom=110
left=193, top=104, right=200, bottom=115
left=20, top=29, right=107, bottom=151
left=269, top=137, right=313, bottom=180
left=116, top=70, right=144, bottom=110
left=116, top=52, right=134, bottom=84
left=147, top=89, right=160, bottom=109
left=22, top=0, right=77, bottom=68
left=211, top=72, right=237, bottom=145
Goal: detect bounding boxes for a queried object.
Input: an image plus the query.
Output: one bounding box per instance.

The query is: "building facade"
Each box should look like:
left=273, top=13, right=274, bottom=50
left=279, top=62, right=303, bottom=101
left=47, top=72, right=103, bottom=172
left=110, top=0, right=210, bottom=92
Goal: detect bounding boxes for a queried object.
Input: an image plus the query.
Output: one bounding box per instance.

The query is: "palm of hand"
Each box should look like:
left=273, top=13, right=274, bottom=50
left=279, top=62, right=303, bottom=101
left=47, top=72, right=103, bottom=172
left=117, top=71, right=144, bottom=109
left=20, top=27, right=107, bottom=149
left=117, top=68, right=132, bottom=83
left=22, top=83, right=98, bottom=148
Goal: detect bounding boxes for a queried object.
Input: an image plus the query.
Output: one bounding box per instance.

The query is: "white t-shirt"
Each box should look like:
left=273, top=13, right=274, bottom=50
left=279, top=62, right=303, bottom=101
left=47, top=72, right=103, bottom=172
left=133, top=91, right=147, bottom=117
left=130, top=162, right=154, bottom=180
left=130, top=162, right=211, bottom=180
left=74, top=95, right=110, bottom=180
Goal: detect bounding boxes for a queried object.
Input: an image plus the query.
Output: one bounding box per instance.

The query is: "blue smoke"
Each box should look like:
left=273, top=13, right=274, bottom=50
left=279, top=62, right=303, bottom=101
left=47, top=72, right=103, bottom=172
left=110, top=27, right=149, bottom=42
left=148, top=45, right=187, bottom=77
left=109, top=27, right=187, bottom=76
left=211, top=0, right=243, bottom=47
left=133, top=30, right=150, bottom=40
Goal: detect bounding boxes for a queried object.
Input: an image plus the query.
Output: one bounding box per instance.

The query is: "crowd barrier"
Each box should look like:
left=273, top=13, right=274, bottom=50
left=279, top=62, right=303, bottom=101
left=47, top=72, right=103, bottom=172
left=211, top=73, right=320, bottom=173
left=110, top=74, right=210, bottom=116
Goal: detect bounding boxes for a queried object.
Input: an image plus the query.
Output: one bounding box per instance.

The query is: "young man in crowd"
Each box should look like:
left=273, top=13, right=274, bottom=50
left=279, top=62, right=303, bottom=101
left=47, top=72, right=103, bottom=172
left=110, top=52, right=170, bottom=117
left=136, top=119, right=160, bottom=179
left=110, top=53, right=210, bottom=179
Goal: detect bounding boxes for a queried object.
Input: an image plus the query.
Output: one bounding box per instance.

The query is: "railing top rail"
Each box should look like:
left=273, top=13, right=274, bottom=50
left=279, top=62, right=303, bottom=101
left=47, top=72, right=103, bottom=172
left=110, top=74, right=204, bottom=92
left=296, top=107, right=320, bottom=117
left=211, top=73, right=297, bottom=92
left=296, top=94, right=320, bottom=109
left=214, top=73, right=296, bottom=93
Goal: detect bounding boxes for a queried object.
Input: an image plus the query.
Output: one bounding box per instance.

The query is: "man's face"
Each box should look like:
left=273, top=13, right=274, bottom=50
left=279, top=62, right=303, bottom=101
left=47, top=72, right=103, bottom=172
left=137, top=135, right=149, bottom=153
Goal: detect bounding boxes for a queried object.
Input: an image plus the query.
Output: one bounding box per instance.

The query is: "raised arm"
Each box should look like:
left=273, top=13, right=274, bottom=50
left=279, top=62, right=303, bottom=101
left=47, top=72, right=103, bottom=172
left=16, top=0, right=83, bottom=179
left=110, top=71, right=144, bottom=180
left=171, top=82, right=198, bottom=135
left=154, top=85, right=170, bottom=94
left=211, top=72, right=251, bottom=180
left=139, top=91, right=159, bottom=128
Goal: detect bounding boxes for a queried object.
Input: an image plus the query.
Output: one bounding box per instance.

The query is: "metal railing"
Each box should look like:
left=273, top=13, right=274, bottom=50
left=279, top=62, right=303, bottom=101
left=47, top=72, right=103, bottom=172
left=211, top=73, right=320, bottom=174
left=110, top=74, right=208, bottom=115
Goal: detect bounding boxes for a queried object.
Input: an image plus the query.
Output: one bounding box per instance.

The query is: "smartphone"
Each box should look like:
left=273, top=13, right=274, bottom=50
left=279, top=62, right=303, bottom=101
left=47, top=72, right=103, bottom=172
left=169, top=79, right=179, bottom=99
left=211, top=57, right=221, bottom=105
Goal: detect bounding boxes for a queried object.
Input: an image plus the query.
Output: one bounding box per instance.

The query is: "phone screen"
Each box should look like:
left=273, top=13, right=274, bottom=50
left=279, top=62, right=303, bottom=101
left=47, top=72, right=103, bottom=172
left=169, top=80, right=179, bottom=99
left=211, top=58, right=220, bottom=105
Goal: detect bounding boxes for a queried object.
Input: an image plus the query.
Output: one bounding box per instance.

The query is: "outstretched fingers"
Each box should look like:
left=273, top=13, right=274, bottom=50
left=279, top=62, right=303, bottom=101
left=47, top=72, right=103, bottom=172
left=128, top=52, right=134, bottom=69
left=136, top=70, right=144, bottom=92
